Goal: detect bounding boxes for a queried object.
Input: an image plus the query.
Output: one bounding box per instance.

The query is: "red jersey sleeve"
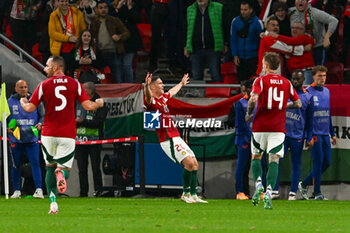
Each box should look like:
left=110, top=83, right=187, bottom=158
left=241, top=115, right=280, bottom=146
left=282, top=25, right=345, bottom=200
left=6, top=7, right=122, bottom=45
left=29, top=82, right=44, bottom=106
left=277, top=34, right=315, bottom=46
left=251, top=77, right=262, bottom=95
left=289, top=83, right=300, bottom=102
left=76, top=81, right=91, bottom=104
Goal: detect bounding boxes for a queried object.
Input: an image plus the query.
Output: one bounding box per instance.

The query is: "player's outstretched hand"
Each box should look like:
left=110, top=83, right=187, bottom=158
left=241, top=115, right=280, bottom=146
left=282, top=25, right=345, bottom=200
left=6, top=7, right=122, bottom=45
left=96, top=98, right=104, bottom=108
left=181, top=73, right=189, bottom=86
left=145, top=72, right=152, bottom=86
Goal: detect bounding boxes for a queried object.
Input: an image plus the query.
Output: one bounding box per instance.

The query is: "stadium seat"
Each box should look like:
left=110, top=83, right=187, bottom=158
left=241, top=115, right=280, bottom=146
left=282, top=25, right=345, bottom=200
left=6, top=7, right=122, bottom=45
left=221, top=62, right=238, bottom=84
left=100, top=66, right=114, bottom=84
left=32, top=43, right=42, bottom=63
left=205, top=83, right=231, bottom=98
left=5, top=24, right=14, bottom=51
left=137, top=24, right=151, bottom=53
left=136, top=23, right=152, bottom=67
left=324, top=62, right=344, bottom=84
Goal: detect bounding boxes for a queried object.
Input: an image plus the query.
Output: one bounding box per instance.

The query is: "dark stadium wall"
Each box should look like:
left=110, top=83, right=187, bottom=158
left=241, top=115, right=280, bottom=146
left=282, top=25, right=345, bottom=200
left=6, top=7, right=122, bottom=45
left=0, top=43, right=45, bottom=97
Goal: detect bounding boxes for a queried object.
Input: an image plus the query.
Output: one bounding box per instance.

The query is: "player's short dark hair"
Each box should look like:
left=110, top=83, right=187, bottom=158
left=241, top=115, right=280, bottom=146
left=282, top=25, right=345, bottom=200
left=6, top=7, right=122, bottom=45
left=312, top=65, right=328, bottom=76
left=242, top=78, right=254, bottom=89
left=150, top=76, right=161, bottom=84
left=292, top=69, right=304, bottom=77
left=50, top=55, right=65, bottom=70
left=263, top=52, right=280, bottom=70
left=265, top=15, right=278, bottom=28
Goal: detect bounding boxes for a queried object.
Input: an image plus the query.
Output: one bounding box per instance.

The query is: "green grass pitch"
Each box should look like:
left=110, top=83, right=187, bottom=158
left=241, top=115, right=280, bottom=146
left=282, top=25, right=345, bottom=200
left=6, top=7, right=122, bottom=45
left=1, top=197, right=350, bottom=233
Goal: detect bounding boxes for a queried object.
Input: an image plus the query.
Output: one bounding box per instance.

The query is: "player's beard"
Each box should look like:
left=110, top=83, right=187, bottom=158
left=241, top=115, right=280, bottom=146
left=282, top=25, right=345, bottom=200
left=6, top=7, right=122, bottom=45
left=46, top=68, right=54, bottom=78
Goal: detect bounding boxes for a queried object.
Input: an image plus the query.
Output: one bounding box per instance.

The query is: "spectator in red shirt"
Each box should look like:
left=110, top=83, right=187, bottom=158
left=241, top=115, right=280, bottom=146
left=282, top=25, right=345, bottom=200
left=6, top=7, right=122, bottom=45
left=256, top=16, right=304, bottom=77
left=267, top=22, right=315, bottom=84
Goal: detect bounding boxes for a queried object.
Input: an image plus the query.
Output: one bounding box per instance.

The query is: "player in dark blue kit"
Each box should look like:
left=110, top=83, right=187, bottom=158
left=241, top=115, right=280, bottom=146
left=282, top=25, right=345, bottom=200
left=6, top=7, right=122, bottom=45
left=235, top=80, right=253, bottom=200
left=273, top=70, right=314, bottom=200
left=8, top=80, right=45, bottom=199
left=298, top=66, right=337, bottom=200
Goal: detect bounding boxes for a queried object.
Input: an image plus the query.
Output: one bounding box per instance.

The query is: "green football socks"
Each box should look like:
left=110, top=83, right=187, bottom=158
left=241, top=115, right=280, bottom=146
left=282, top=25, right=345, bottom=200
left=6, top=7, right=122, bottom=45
left=183, top=169, right=191, bottom=194
left=251, top=158, right=263, bottom=182
left=266, top=162, right=279, bottom=190
left=190, top=170, right=198, bottom=196
left=45, top=167, right=57, bottom=202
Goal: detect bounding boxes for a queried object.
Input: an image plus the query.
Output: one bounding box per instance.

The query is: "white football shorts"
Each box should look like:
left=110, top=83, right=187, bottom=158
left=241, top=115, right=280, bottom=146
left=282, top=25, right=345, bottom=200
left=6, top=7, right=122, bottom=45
left=41, top=136, right=76, bottom=168
left=160, top=137, right=195, bottom=164
left=251, top=132, right=285, bottom=158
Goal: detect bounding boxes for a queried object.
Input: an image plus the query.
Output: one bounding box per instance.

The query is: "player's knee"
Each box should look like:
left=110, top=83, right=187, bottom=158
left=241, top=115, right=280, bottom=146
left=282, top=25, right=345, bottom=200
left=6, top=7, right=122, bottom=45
left=192, top=157, right=199, bottom=170
left=252, top=153, right=263, bottom=160
left=182, top=157, right=195, bottom=171
left=269, top=154, right=280, bottom=164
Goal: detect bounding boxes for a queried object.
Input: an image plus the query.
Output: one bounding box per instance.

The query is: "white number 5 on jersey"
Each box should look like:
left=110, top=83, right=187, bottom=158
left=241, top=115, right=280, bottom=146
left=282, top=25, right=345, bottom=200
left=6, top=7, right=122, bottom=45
left=55, top=86, right=67, bottom=111
left=268, top=87, right=284, bottom=110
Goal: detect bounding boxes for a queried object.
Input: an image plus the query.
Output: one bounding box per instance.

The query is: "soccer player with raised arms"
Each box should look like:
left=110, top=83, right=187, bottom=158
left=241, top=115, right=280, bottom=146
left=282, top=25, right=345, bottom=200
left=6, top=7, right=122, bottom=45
left=20, top=56, right=104, bottom=214
left=246, top=52, right=301, bottom=209
left=144, top=73, right=207, bottom=204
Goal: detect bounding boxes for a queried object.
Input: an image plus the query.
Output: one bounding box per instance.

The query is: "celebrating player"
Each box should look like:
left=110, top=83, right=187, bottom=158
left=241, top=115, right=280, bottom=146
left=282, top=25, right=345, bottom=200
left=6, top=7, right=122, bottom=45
left=246, top=52, right=301, bottom=209
left=144, top=73, right=207, bottom=204
left=20, top=56, right=104, bottom=214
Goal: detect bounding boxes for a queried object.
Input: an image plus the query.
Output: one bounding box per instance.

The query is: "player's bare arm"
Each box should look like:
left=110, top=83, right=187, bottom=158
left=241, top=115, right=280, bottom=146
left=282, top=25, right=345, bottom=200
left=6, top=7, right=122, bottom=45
left=144, top=72, right=153, bottom=105
left=245, top=93, right=258, bottom=122
left=20, top=97, right=37, bottom=113
left=81, top=98, right=104, bottom=111
left=287, top=99, right=302, bottom=109
left=168, top=74, right=189, bottom=98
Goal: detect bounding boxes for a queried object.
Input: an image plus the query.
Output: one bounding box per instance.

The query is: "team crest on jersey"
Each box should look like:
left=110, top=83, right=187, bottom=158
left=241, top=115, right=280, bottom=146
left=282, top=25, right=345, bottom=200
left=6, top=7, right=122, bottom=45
left=143, top=110, right=161, bottom=129
left=182, top=151, right=186, bottom=156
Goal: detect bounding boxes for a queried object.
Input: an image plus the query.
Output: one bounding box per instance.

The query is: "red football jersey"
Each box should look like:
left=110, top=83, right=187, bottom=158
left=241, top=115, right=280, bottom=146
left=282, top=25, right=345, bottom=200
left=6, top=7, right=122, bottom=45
left=30, top=75, right=90, bottom=139
left=251, top=73, right=299, bottom=132
left=144, top=92, right=180, bottom=142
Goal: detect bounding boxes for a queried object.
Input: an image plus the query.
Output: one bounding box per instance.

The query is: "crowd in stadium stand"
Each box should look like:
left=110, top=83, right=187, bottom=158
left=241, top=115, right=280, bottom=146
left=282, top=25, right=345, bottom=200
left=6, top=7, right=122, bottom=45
left=0, top=0, right=348, bottom=85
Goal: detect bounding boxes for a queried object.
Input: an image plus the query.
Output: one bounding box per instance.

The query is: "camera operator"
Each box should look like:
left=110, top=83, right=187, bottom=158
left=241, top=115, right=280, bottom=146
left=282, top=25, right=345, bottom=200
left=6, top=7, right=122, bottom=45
left=230, top=1, right=263, bottom=83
